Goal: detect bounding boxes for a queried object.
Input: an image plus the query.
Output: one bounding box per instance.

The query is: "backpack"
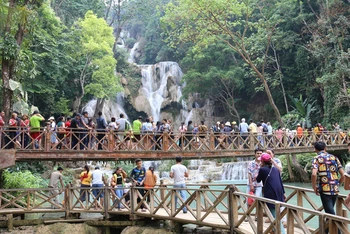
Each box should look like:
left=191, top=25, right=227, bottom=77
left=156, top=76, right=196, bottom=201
left=263, top=125, right=268, bottom=133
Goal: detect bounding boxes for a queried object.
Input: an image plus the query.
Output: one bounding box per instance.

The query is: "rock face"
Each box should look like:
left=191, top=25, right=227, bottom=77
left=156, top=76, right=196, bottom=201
left=121, top=226, right=173, bottom=234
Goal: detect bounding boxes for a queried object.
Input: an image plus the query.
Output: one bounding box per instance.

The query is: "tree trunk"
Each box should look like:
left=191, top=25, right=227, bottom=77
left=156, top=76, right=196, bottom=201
left=94, top=98, right=105, bottom=118
left=291, top=154, right=310, bottom=182
left=286, top=154, right=295, bottom=182
left=1, top=60, right=13, bottom=121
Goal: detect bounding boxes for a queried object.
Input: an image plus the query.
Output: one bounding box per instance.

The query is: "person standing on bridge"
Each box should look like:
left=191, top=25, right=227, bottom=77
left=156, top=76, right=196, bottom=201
left=29, top=110, right=45, bottom=149
left=91, top=166, right=106, bottom=210
left=130, top=159, right=147, bottom=212
left=311, top=141, right=344, bottom=234
left=170, top=156, right=189, bottom=213
left=245, top=148, right=263, bottom=222
left=48, top=167, right=64, bottom=209
left=256, top=153, right=286, bottom=234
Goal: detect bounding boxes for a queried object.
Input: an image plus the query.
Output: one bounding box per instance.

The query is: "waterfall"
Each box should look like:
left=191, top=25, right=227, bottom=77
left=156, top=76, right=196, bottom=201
left=139, top=62, right=184, bottom=122
left=221, top=161, right=250, bottom=181
left=128, top=42, right=139, bottom=63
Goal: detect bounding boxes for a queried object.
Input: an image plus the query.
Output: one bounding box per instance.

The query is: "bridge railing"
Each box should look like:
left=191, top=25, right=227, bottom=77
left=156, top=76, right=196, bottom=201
left=0, top=184, right=349, bottom=233
left=0, top=127, right=348, bottom=152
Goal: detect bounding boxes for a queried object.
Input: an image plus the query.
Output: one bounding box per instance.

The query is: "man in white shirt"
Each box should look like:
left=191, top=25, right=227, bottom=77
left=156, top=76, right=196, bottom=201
left=170, top=156, right=189, bottom=213
left=92, top=166, right=106, bottom=209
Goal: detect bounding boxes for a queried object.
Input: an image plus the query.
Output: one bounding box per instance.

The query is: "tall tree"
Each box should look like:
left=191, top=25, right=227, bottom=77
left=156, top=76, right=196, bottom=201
left=0, top=0, right=43, bottom=119
left=162, top=0, right=300, bottom=126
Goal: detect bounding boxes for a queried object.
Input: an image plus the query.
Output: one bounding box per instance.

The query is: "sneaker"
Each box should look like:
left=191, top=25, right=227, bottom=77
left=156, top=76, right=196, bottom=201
left=244, top=218, right=248, bottom=222
left=141, top=208, right=147, bottom=212
left=183, top=211, right=187, bottom=214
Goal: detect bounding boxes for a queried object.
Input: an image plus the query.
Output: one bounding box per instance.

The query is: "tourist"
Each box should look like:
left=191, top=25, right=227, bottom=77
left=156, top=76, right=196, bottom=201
left=141, top=118, right=153, bottom=150
left=48, top=167, right=64, bottom=208
left=70, top=113, right=81, bottom=150
left=170, top=156, right=189, bottom=213
left=96, top=111, right=107, bottom=150
left=130, top=158, right=147, bottom=211
left=154, top=121, right=163, bottom=150
left=116, top=113, right=131, bottom=148
left=265, top=148, right=282, bottom=173
left=186, top=120, right=194, bottom=149
left=256, top=153, right=286, bottom=234
left=56, top=117, right=66, bottom=149
left=132, top=116, right=143, bottom=148
left=311, top=141, right=344, bottom=233
left=245, top=148, right=263, bottom=222
left=80, top=165, right=92, bottom=203
left=296, top=123, right=303, bottom=146
left=64, top=116, right=71, bottom=148
left=20, top=114, right=30, bottom=149
left=266, top=122, right=273, bottom=147
left=111, top=166, right=127, bottom=210
left=248, top=119, right=257, bottom=134
left=48, top=116, right=58, bottom=149
left=178, top=122, right=187, bottom=148
left=239, top=118, right=249, bottom=148
left=6, top=112, right=19, bottom=149
left=29, top=110, right=45, bottom=149
left=91, top=166, right=106, bottom=209
left=79, top=111, right=91, bottom=150
left=144, top=166, right=157, bottom=203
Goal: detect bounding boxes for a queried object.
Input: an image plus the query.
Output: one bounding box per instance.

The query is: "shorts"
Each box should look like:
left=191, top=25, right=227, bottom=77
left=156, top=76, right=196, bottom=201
left=92, top=184, right=104, bottom=198
left=30, top=132, right=41, bottom=140
left=132, top=134, right=141, bottom=142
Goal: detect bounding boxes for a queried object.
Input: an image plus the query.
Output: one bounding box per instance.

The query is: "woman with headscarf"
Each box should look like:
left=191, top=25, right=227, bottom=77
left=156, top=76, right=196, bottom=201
left=256, top=153, right=286, bottom=234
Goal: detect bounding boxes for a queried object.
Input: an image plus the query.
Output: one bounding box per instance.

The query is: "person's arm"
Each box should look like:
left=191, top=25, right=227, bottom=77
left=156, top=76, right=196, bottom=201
left=272, top=159, right=282, bottom=173
left=121, top=170, right=127, bottom=179
left=184, top=168, right=189, bottom=178
left=248, top=173, right=254, bottom=192
left=59, top=176, right=64, bottom=192
left=139, top=168, right=146, bottom=185
left=311, top=168, right=319, bottom=195
left=153, top=174, right=157, bottom=184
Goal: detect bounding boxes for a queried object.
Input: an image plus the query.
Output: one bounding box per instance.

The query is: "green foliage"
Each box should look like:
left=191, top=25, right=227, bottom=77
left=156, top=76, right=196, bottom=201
left=125, top=38, right=136, bottom=49
left=280, top=153, right=314, bottom=182
left=3, top=170, right=46, bottom=189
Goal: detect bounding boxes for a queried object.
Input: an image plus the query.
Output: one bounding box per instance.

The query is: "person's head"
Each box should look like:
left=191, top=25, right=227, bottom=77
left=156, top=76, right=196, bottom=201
left=75, top=113, right=81, bottom=119
left=162, top=118, right=167, bottom=124
left=250, top=119, right=253, bottom=123
left=95, top=166, right=100, bottom=170
left=149, top=166, right=154, bottom=172
left=57, top=166, right=63, bottom=172
left=33, top=110, right=39, bottom=115
left=98, top=111, right=103, bottom=116
left=120, top=113, right=125, bottom=118
left=146, top=118, right=150, bottom=123
left=66, top=116, right=71, bottom=121
left=82, top=111, right=88, bottom=117
left=314, top=141, right=326, bottom=152
left=188, top=120, right=192, bottom=125
left=259, top=153, right=272, bottom=166
left=257, top=122, right=261, bottom=127
left=175, top=156, right=182, bottom=163
left=241, top=118, right=245, bottom=123
left=181, top=122, right=185, bottom=126
left=231, top=121, right=237, bottom=126
left=57, top=116, right=64, bottom=122
left=22, top=114, right=28, bottom=120
left=48, top=116, right=55, bottom=122
left=201, top=120, right=204, bottom=125
left=138, top=116, right=143, bottom=121
left=267, top=122, right=271, bottom=126
left=135, top=159, right=142, bottom=168
left=111, top=117, right=116, bottom=122
left=115, top=166, right=122, bottom=173
left=255, top=148, right=263, bottom=160
left=11, top=112, right=17, bottom=119
left=0, top=111, right=4, bottom=117
left=265, top=148, right=275, bottom=157
left=149, top=116, right=153, bottom=122
left=84, top=165, right=89, bottom=172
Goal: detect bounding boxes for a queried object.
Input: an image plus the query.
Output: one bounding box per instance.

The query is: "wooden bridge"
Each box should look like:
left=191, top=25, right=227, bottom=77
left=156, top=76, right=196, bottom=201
left=0, top=128, right=349, bottom=168
left=0, top=183, right=349, bottom=234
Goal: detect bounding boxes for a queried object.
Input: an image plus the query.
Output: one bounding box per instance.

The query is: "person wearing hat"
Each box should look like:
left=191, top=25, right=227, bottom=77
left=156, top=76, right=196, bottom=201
left=256, top=153, right=286, bottom=234
left=170, top=156, right=188, bottom=213
left=48, top=167, right=64, bottom=208
left=29, top=110, right=45, bottom=149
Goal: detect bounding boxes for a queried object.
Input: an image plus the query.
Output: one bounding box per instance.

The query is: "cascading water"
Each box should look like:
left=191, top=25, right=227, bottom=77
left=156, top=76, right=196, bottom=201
left=139, top=62, right=184, bottom=121
left=221, top=160, right=250, bottom=181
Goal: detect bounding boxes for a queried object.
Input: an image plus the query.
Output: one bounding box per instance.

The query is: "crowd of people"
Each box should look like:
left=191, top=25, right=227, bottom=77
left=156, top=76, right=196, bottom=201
left=1, top=109, right=349, bottom=151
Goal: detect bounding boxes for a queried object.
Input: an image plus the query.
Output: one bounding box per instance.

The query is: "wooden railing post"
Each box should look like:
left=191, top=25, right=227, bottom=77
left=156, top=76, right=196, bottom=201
left=65, top=184, right=70, bottom=218
left=160, top=180, right=166, bottom=201
left=275, top=202, right=281, bottom=234
left=44, top=129, right=50, bottom=152
left=108, top=130, right=115, bottom=151
left=249, top=133, right=255, bottom=150
left=104, top=186, right=109, bottom=219
left=171, top=188, right=176, bottom=216
left=228, top=185, right=238, bottom=234
left=196, top=190, right=201, bottom=221
left=210, top=131, right=215, bottom=150
left=163, top=132, right=169, bottom=151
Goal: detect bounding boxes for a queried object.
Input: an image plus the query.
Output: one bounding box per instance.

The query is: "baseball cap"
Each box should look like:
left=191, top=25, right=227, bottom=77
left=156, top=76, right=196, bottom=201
left=258, top=153, right=271, bottom=162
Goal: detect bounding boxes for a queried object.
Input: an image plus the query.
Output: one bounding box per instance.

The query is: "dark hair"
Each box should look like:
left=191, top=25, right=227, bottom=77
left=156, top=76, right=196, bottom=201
left=57, top=116, right=64, bottom=122
left=187, top=120, right=192, bottom=126
left=257, top=122, right=262, bottom=127
left=146, top=118, right=150, bottom=123
left=84, top=165, right=89, bottom=174
left=149, top=166, right=154, bottom=174
left=175, top=156, right=182, bottom=163
left=255, top=148, right=263, bottom=153
left=135, top=158, right=142, bottom=164
left=111, top=117, right=116, bottom=122
left=82, top=111, right=88, bottom=115
left=201, top=120, right=204, bottom=125
left=114, top=166, right=122, bottom=175
left=120, top=113, right=124, bottom=118
left=57, top=167, right=63, bottom=171
left=263, top=160, right=272, bottom=167
left=266, top=148, right=275, bottom=154
left=98, top=111, right=102, bottom=116
left=314, top=141, right=326, bottom=151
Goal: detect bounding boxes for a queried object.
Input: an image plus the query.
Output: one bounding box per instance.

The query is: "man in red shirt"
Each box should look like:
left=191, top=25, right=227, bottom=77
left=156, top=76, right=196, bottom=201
left=0, top=111, right=5, bottom=148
